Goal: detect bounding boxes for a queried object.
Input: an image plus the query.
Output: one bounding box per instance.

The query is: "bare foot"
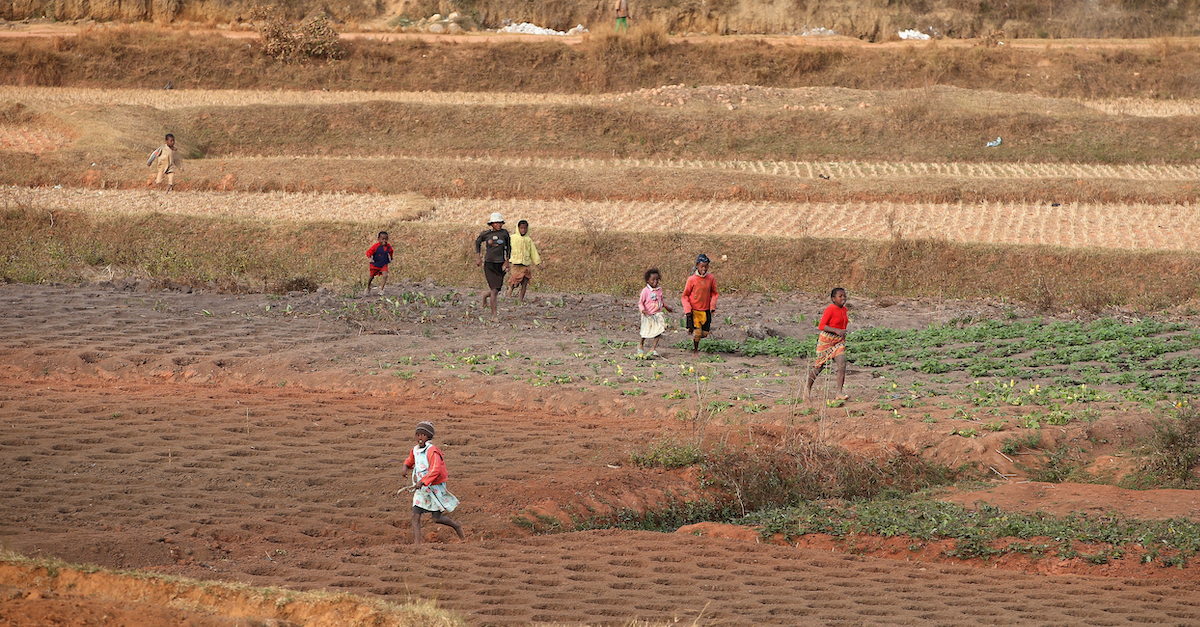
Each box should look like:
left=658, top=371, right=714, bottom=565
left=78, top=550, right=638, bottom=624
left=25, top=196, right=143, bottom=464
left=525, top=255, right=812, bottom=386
left=835, top=394, right=849, bottom=401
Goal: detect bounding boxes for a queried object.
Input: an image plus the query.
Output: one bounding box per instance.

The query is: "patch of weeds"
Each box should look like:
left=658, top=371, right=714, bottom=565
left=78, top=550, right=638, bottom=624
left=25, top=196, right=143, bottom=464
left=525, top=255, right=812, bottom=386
left=999, top=431, right=1042, bottom=455
left=630, top=436, right=703, bottom=469
left=621, top=388, right=646, bottom=396
left=705, top=400, right=733, bottom=413
left=663, top=389, right=689, bottom=400
left=1122, top=406, right=1200, bottom=489
left=1026, top=444, right=1090, bottom=483
left=703, top=443, right=959, bottom=513
left=510, top=512, right=566, bottom=534
left=742, top=403, right=768, bottom=414
left=949, top=427, right=978, bottom=438
left=744, top=500, right=1200, bottom=566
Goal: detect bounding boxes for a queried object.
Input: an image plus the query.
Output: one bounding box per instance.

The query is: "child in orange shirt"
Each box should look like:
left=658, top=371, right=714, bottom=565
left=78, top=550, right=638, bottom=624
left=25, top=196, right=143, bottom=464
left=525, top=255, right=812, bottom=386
left=681, top=254, right=718, bottom=357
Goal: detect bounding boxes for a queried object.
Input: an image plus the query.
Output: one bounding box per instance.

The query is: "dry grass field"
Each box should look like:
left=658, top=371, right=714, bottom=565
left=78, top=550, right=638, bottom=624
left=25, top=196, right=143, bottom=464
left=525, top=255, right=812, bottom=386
left=3, top=26, right=1200, bottom=627
left=18, top=187, right=1200, bottom=253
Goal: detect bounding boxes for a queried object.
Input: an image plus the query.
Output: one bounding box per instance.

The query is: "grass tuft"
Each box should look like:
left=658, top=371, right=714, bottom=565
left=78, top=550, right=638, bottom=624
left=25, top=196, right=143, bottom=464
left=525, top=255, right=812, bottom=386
left=1123, top=406, right=1200, bottom=488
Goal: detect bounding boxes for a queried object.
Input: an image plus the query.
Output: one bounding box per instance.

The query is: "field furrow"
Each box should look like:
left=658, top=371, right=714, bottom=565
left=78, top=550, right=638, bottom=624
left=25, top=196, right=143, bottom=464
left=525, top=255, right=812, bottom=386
left=6, top=87, right=1200, bottom=118
left=27, top=187, right=1200, bottom=252
left=207, top=154, right=1200, bottom=181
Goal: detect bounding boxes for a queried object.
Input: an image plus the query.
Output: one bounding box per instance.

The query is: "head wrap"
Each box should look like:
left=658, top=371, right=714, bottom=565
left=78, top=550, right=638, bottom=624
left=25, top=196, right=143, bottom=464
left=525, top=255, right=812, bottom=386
left=696, top=254, right=710, bottom=265
left=415, top=421, right=435, bottom=438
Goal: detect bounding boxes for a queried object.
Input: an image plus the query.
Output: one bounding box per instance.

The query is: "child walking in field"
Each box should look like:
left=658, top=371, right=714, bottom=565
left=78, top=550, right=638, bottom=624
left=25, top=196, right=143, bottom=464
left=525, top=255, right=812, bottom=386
left=146, top=133, right=181, bottom=192
left=638, top=268, right=673, bottom=358
left=404, top=421, right=465, bottom=546
left=507, top=219, right=542, bottom=304
left=681, top=254, right=718, bottom=357
left=366, top=231, right=394, bottom=295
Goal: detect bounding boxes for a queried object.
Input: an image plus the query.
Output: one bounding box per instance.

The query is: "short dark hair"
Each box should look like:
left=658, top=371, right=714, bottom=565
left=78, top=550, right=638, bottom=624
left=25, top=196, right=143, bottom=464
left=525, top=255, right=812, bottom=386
left=831, top=287, right=846, bottom=298
left=517, top=219, right=529, bottom=227
left=644, top=267, right=660, bottom=283
left=378, top=231, right=389, bottom=238
left=165, top=133, right=175, bottom=140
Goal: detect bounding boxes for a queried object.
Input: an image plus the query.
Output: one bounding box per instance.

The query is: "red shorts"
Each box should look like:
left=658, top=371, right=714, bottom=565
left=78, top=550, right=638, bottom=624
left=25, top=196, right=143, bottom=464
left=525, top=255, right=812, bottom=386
left=369, top=265, right=388, bottom=277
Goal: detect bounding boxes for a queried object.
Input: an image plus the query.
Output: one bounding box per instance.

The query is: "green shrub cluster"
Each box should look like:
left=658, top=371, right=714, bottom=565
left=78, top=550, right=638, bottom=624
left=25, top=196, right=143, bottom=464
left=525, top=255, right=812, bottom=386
left=744, top=500, right=1200, bottom=565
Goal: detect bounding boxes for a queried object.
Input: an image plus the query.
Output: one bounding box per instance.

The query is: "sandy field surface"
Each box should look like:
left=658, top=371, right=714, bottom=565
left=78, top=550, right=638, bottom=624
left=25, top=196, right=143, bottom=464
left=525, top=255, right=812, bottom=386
left=15, top=184, right=1200, bottom=252
left=3, top=282, right=1200, bottom=625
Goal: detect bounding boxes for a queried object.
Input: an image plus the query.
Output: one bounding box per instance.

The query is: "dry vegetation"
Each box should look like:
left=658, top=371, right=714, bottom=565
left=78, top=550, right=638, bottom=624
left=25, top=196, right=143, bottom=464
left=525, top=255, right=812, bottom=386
left=3, top=24, right=1200, bottom=627
left=1, top=26, right=1198, bottom=311
left=2, top=26, right=1200, bottom=99
left=4, top=200, right=1199, bottom=309
left=6, top=0, right=1199, bottom=40
left=19, top=187, right=1200, bottom=254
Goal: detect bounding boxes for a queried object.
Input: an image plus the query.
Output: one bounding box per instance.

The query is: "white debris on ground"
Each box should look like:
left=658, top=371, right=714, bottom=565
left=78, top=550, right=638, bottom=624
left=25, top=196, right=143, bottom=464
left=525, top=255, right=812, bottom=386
left=498, top=22, right=587, bottom=36
left=405, top=12, right=473, bottom=34
left=798, top=27, right=837, bottom=36
left=898, top=29, right=931, bottom=40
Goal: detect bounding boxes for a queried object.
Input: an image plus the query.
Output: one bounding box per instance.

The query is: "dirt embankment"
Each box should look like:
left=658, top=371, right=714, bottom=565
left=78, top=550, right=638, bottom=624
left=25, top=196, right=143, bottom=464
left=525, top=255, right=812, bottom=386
left=4, top=0, right=1200, bottom=39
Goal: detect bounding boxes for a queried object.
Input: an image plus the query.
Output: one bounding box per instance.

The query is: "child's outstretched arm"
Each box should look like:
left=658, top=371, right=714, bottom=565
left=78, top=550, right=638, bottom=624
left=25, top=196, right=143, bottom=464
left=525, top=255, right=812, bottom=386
left=146, top=147, right=162, bottom=167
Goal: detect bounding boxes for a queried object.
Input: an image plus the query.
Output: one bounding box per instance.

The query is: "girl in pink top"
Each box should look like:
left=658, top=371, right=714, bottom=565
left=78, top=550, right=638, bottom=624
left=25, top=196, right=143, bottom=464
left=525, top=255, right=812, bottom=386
left=638, top=268, right=674, bottom=357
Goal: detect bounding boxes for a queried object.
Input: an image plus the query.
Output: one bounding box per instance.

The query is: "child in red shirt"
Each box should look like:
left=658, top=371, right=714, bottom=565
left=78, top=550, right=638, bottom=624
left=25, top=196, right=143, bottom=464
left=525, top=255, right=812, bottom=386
left=681, top=254, right=719, bottom=357
left=404, top=421, right=465, bottom=546
left=366, top=231, right=394, bottom=295
left=806, top=287, right=850, bottom=401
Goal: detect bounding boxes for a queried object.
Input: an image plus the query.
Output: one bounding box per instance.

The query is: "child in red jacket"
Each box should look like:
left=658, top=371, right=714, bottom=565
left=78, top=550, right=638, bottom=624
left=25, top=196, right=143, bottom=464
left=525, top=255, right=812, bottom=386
left=366, top=231, right=394, bottom=295
left=405, top=421, right=465, bottom=546
left=681, top=254, right=718, bottom=357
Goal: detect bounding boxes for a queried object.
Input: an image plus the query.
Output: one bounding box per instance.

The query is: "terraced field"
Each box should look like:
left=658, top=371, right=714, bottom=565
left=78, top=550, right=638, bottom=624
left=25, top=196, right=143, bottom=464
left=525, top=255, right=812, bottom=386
left=3, top=29, right=1200, bottom=627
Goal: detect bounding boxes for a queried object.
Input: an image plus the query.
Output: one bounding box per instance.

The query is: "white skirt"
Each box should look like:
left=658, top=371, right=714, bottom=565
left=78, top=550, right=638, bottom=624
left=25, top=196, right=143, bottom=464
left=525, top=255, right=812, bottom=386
left=640, top=312, right=666, bottom=339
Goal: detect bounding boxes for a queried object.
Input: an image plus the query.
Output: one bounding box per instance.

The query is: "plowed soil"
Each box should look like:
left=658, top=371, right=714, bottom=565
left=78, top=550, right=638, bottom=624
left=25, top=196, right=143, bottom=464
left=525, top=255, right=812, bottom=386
left=3, top=283, right=1199, bottom=626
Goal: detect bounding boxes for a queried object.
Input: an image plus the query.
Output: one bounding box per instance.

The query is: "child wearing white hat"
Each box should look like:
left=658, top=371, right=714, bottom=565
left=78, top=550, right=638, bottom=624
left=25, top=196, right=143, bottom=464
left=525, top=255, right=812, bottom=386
left=474, top=213, right=511, bottom=320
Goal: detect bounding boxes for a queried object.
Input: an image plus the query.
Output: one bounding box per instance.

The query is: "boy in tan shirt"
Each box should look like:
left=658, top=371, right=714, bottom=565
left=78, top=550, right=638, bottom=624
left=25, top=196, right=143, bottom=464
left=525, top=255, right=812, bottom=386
left=147, top=133, right=181, bottom=192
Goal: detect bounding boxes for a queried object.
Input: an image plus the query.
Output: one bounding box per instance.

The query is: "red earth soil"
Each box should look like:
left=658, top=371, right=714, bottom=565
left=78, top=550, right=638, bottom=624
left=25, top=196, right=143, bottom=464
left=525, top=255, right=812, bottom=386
left=3, top=283, right=1199, bottom=625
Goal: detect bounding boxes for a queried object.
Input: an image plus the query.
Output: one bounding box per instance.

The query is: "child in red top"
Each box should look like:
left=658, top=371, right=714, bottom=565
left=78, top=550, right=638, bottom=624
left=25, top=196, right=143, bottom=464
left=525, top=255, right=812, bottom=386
left=404, top=421, right=465, bottom=546
left=366, top=231, right=394, bottom=295
left=806, top=287, right=850, bottom=401
left=681, top=254, right=719, bottom=357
